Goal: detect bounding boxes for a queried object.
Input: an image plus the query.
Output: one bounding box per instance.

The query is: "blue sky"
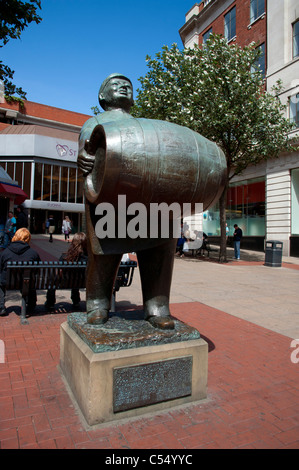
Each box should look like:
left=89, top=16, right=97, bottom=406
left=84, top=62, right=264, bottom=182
left=2, top=0, right=198, bottom=116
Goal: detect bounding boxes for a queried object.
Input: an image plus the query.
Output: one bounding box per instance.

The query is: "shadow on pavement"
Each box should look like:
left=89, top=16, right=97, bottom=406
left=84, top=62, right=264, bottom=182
left=177, top=245, right=265, bottom=263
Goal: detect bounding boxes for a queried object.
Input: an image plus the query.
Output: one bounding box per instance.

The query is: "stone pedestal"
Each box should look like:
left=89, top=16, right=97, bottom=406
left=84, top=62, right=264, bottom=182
left=60, top=311, right=208, bottom=426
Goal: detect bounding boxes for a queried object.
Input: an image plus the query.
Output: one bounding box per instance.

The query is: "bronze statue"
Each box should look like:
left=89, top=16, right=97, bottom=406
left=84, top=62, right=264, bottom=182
left=78, top=73, right=226, bottom=330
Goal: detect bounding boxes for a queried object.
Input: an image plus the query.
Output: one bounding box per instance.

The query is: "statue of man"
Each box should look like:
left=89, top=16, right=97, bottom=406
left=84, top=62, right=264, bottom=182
left=78, top=73, right=176, bottom=330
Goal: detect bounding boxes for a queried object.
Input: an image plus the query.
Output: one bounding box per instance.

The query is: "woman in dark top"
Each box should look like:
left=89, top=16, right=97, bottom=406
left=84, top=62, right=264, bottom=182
left=0, top=228, right=40, bottom=315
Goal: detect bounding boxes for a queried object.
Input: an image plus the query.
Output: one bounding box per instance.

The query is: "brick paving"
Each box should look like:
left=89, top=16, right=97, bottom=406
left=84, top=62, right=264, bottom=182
left=0, top=301, right=298, bottom=449
left=0, top=235, right=298, bottom=450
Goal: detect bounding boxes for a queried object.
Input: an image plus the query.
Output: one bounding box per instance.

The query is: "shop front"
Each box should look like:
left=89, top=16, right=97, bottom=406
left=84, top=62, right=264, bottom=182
left=203, top=177, right=266, bottom=251
left=0, top=125, right=85, bottom=234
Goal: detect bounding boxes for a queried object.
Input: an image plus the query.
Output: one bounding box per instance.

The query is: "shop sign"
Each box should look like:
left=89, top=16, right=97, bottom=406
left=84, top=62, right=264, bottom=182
left=56, top=143, right=77, bottom=158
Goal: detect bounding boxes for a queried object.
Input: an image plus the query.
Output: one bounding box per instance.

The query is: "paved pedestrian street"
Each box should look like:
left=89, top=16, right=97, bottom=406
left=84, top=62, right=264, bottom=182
left=0, top=235, right=298, bottom=450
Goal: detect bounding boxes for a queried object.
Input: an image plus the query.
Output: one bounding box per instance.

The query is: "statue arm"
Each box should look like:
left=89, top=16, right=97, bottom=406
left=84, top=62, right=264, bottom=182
left=77, top=117, right=97, bottom=176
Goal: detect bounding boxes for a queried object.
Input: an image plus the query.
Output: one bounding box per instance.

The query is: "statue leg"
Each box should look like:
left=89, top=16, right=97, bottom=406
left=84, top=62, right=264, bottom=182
left=86, top=252, right=122, bottom=325
left=137, top=238, right=177, bottom=330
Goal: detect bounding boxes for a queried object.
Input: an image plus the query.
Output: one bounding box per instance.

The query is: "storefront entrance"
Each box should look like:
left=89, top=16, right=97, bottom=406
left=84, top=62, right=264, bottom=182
left=29, top=209, right=82, bottom=235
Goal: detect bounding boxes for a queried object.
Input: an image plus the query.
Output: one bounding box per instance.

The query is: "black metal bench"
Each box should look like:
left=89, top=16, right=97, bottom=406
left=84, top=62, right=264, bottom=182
left=185, top=240, right=211, bottom=258
left=5, top=259, right=137, bottom=324
left=192, top=242, right=211, bottom=257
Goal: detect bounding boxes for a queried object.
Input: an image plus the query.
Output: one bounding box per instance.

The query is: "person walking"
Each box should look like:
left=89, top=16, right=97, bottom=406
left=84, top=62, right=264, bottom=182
left=62, top=216, right=72, bottom=243
left=3, top=211, right=16, bottom=248
left=0, top=228, right=40, bottom=315
left=45, top=218, right=50, bottom=234
left=48, top=215, right=55, bottom=243
left=233, top=224, right=243, bottom=260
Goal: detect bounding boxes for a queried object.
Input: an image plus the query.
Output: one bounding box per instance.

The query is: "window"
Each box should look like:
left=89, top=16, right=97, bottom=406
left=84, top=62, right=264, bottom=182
left=291, top=169, right=299, bottom=235
left=51, top=165, right=60, bottom=202
left=6, top=162, right=14, bottom=178
left=224, top=7, right=236, bottom=41
left=250, top=0, right=265, bottom=23
left=32, top=163, right=83, bottom=203
left=15, top=162, right=23, bottom=188
left=60, top=167, right=69, bottom=203
left=76, top=174, right=84, bottom=204
left=42, top=164, right=51, bottom=201
left=34, top=163, right=42, bottom=200
left=68, top=167, right=77, bottom=203
left=0, top=161, right=32, bottom=198
left=251, top=43, right=265, bottom=78
left=293, top=20, right=299, bottom=58
left=23, top=163, right=32, bottom=198
left=290, top=93, right=299, bottom=128
left=203, top=177, right=266, bottom=237
left=203, top=28, right=212, bottom=44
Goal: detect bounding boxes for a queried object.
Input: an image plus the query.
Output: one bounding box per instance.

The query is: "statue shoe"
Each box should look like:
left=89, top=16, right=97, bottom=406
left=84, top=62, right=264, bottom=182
left=87, top=309, right=108, bottom=325
left=147, top=315, right=175, bottom=330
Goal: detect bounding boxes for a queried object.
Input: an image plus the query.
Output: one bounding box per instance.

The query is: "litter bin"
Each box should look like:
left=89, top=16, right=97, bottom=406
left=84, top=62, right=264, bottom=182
left=264, top=240, right=283, bottom=267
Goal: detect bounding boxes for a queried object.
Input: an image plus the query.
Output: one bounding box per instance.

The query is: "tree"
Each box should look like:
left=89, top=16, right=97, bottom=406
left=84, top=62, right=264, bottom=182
left=0, top=0, right=42, bottom=102
left=132, top=35, right=296, bottom=262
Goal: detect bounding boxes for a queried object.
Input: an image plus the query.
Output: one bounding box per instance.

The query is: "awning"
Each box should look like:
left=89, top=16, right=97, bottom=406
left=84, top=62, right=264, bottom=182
left=0, top=183, right=28, bottom=205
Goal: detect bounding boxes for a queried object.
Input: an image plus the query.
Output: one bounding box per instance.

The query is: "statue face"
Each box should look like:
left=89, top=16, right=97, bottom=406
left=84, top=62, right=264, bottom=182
left=100, top=78, right=133, bottom=110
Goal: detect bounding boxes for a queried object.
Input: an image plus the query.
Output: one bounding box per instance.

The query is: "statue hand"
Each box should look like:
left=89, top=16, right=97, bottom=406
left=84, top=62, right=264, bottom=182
left=77, top=141, right=95, bottom=176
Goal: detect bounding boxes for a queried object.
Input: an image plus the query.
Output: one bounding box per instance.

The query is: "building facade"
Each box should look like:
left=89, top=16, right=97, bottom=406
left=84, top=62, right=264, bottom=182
left=179, top=0, right=299, bottom=256
left=266, top=0, right=299, bottom=256
left=0, top=99, right=90, bottom=234
left=180, top=0, right=266, bottom=50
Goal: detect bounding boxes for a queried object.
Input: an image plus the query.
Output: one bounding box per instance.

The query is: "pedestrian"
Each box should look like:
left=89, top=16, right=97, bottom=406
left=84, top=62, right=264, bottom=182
left=48, top=215, right=55, bottom=243
left=175, top=223, right=186, bottom=256
left=62, top=216, right=72, bottom=243
left=183, top=223, right=190, bottom=239
left=233, top=224, right=243, bottom=260
left=15, top=205, right=28, bottom=230
left=0, top=228, right=41, bottom=316
left=45, top=218, right=50, bottom=234
left=3, top=211, right=16, bottom=248
left=46, top=232, right=87, bottom=310
left=226, top=223, right=229, bottom=241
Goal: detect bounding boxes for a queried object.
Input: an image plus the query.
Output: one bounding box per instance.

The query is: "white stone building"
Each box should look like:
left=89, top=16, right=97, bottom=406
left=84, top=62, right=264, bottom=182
left=266, top=0, right=299, bottom=255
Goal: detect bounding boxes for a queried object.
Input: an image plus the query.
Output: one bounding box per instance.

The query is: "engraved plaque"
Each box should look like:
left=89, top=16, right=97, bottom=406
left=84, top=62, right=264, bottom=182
left=113, top=356, right=192, bottom=412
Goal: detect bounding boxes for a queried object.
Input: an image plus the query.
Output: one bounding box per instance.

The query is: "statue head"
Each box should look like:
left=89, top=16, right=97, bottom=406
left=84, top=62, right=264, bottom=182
left=98, top=73, right=134, bottom=112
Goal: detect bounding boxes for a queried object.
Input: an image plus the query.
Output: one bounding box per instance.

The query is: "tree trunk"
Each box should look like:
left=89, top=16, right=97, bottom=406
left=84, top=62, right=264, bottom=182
left=218, top=184, right=228, bottom=263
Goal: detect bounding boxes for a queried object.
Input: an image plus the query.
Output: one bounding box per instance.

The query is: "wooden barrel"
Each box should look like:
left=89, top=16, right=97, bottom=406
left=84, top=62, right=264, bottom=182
left=85, top=117, right=226, bottom=211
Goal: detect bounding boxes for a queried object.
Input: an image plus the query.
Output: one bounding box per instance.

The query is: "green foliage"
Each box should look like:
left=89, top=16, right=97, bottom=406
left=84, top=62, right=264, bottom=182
left=132, top=34, right=297, bottom=261
left=0, top=0, right=42, bottom=101
left=91, top=105, right=101, bottom=115
left=0, top=0, right=42, bottom=46
left=0, top=61, right=27, bottom=101
left=133, top=35, right=295, bottom=179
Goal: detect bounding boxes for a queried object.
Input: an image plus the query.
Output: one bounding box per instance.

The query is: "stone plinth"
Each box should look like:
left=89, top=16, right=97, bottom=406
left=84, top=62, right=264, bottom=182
left=60, top=312, right=208, bottom=426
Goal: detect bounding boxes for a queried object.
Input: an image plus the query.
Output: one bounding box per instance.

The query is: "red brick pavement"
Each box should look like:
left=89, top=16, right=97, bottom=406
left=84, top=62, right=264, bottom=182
left=0, top=301, right=298, bottom=450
